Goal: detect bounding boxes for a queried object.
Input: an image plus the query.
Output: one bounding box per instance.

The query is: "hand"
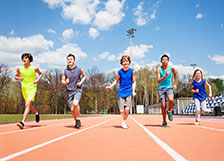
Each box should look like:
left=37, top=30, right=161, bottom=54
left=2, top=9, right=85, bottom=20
left=20, top=77, right=24, bottom=81
left=133, top=91, right=136, bottom=97
left=166, top=71, right=170, bottom=76
left=77, top=82, right=82, bottom=87
left=65, top=78, right=69, bottom=85
left=195, top=89, right=199, bottom=93
left=173, top=84, right=177, bottom=90
left=106, top=86, right=111, bottom=90
left=33, top=80, right=38, bottom=84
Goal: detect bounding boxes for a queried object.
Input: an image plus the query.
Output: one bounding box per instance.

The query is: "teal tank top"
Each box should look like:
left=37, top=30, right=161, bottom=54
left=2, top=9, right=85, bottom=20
left=158, top=65, right=173, bottom=88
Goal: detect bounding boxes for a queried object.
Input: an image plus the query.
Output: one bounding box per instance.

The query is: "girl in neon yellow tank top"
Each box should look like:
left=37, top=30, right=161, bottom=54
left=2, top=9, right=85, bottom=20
left=15, top=53, right=43, bottom=129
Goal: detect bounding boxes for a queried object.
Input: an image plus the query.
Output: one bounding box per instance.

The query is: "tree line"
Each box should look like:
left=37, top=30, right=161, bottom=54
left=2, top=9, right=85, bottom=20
left=0, top=63, right=223, bottom=114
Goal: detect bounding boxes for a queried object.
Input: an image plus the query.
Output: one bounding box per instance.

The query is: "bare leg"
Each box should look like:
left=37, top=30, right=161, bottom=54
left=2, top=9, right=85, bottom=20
left=167, top=95, right=174, bottom=112
left=22, top=100, right=32, bottom=122
left=123, top=107, right=129, bottom=120
left=161, top=102, right=166, bottom=121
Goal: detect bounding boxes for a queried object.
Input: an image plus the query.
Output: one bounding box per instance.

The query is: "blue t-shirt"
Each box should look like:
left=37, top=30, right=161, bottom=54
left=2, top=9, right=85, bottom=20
left=192, top=79, right=206, bottom=101
left=118, top=68, right=133, bottom=98
left=158, top=65, right=173, bottom=88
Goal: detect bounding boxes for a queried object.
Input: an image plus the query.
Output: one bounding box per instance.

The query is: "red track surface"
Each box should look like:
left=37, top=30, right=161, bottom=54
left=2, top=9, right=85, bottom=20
left=0, top=115, right=224, bottom=161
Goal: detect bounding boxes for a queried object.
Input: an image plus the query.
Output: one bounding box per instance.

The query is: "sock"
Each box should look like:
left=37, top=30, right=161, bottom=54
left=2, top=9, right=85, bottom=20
left=76, top=118, right=80, bottom=121
left=21, top=121, right=25, bottom=124
left=35, top=112, right=39, bottom=115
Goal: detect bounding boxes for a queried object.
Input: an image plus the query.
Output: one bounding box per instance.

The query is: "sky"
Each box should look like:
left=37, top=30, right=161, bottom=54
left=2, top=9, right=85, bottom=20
left=0, top=0, right=224, bottom=79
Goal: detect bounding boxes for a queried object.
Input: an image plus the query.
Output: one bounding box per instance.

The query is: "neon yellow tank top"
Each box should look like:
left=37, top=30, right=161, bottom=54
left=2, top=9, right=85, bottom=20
left=20, top=65, right=36, bottom=88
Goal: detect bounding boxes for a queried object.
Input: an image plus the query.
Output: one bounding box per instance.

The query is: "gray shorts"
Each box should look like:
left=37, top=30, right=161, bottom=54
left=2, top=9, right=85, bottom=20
left=67, top=89, right=82, bottom=108
left=158, top=88, right=173, bottom=103
left=119, top=96, right=132, bottom=111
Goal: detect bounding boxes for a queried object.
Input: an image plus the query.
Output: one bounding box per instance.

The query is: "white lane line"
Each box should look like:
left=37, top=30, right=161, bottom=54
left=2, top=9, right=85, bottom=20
left=131, top=116, right=187, bottom=161
left=0, top=122, right=72, bottom=135
left=0, top=118, right=114, bottom=161
left=197, top=126, right=224, bottom=132
left=175, top=122, right=224, bottom=132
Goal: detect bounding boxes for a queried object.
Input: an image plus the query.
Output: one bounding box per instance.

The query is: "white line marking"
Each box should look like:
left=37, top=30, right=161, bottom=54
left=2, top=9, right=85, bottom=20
left=175, top=122, right=224, bottom=132
left=0, top=118, right=114, bottom=161
left=197, top=126, right=224, bottom=132
left=131, top=116, right=187, bottom=161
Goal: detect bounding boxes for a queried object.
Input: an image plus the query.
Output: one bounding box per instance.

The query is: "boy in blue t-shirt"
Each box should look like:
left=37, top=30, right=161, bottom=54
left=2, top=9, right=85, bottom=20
left=106, top=55, right=136, bottom=129
left=156, top=54, right=177, bottom=127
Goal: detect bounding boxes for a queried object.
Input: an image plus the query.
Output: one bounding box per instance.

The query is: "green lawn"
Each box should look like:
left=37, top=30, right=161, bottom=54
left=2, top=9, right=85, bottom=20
left=0, top=114, right=90, bottom=124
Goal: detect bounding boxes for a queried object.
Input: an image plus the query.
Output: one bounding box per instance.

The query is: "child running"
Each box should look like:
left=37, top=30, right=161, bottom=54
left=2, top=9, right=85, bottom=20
left=156, top=54, right=177, bottom=127
left=191, top=69, right=212, bottom=126
left=106, top=55, right=136, bottom=129
left=15, top=53, right=43, bottom=129
left=62, top=54, right=87, bottom=129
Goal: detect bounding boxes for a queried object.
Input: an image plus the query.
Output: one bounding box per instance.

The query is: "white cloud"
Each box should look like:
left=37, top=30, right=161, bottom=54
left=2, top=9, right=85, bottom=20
left=93, top=0, right=125, bottom=30
left=122, top=44, right=153, bottom=60
left=195, top=4, right=200, bottom=8
left=9, top=30, right=14, bottom=35
left=62, top=29, right=74, bottom=42
left=88, top=27, right=100, bottom=39
left=155, top=26, right=160, bottom=30
left=134, top=0, right=161, bottom=26
left=37, top=43, right=88, bottom=69
left=0, top=34, right=53, bottom=53
left=44, top=0, right=125, bottom=31
left=43, top=0, right=68, bottom=9
left=48, top=29, right=57, bottom=34
left=0, top=34, right=53, bottom=66
left=208, top=54, right=224, bottom=64
left=196, top=13, right=203, bottom=19
left=94, top=51, right=116, bottom=61
left=207, top=75, right=224, bottom=80
left=134, top=2, right=148, bottom=26
left=62, top=0, right=100, bottom=24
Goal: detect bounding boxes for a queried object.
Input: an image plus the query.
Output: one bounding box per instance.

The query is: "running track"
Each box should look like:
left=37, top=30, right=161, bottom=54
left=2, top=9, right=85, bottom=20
left=0, top=115, right=224, bottom=161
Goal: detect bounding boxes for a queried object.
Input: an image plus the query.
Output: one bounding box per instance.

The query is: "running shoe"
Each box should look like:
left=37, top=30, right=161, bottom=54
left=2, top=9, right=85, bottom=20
left=167, top=111, right=173, bottom=121
left=74, top=119, right=81, bottom=128
left=17, top=121, right=24, bottom=129
left=162, top=121, right=167, bottom=127
left=195, top=121, right=200, bottom=126
left=36, top=113, right=40, bottom=123
left=121, top=121, right=128, bottom=129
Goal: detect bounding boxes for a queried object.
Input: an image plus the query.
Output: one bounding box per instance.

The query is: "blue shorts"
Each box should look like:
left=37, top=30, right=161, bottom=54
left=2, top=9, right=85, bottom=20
left=158, top=88, right=173, bottom=103
left=67, top=89, right=82, bottom=108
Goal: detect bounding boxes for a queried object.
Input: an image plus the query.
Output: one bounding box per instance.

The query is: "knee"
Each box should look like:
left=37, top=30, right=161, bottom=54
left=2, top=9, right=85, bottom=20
left=125, top=107, right=130, bottom=111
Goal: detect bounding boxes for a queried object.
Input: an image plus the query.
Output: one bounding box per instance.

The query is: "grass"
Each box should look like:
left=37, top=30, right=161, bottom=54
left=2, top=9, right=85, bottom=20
left=0, top=114, right=92, bottom=124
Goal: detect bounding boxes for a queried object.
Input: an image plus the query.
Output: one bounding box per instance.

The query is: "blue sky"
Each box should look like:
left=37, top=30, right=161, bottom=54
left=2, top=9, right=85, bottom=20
left=0, top=0, right=224, bottom=79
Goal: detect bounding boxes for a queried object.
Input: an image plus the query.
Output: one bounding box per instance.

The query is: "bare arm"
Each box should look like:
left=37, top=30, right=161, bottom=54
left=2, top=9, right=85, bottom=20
left=14, top=67, right=23, bottom=81
left=171, top=67, right=177, bottom=90
left=205, top=81, right=212, bottom=97
left=106, top=73, right=120, bottom=90
left=34, top=67, right=43, bottom=84
left=191, top=83, right=199, bottom=93
left=61, top=70, right=69, bottom=85
left=77, top=69, right=87, bottom=87
left=132, top=72, right=136, bottom=96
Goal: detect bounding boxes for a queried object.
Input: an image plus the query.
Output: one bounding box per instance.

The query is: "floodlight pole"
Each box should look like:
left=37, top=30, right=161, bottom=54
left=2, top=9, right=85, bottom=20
left=126, top=28, right=136, bottom=114
left=190, top=64, right=197, bottom=71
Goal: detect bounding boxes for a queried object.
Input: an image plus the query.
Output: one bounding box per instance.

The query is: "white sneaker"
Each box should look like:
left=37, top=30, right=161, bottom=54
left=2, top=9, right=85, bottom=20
left=121, top=121, right=128, bottom=129
left=205, top=109, right=212, bottom=113
left=195, top=122, right=200, bottom=126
